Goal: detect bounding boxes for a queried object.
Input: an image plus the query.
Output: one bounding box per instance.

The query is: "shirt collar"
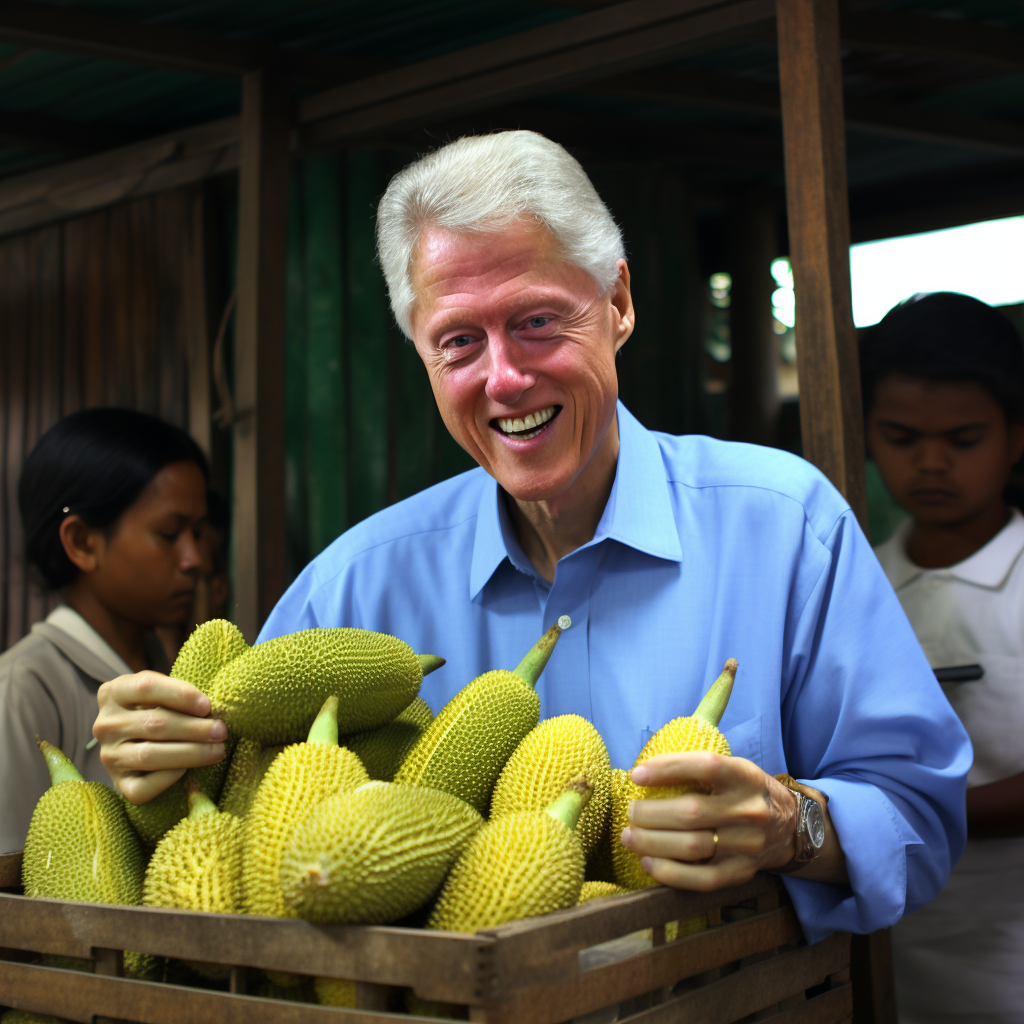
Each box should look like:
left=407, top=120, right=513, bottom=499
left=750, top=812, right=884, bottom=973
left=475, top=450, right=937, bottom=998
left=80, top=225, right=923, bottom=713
left=883, top=507, right=1024, bottom=590
left=469, top=401, right=683, bottom=600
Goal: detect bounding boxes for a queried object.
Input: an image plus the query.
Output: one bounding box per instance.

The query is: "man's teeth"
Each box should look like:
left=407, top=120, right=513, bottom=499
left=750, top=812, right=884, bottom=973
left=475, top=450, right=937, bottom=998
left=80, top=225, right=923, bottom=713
left=497, top=406, right=556, bottom=436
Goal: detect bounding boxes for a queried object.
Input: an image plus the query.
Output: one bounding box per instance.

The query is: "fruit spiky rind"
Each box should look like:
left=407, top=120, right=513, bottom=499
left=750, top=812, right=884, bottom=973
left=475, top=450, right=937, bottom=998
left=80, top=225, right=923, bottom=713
left=394, top=670, right=540, bottom=813
left=281, top=783, right=482, bottom=925
left=428, top=804, right=585, bottom=933
left=171, top=619, right=248, bottom=695
left=342, top=697, right=434, bottom=782
left=209, top=628, right=423, bottom=745
left=490, top=715, right=611, bottom=859
left=143, top=811, right=244, bottom=916
left=242, top=743, right=369, bottom=918
left=23, top=780, right=144, bottom=906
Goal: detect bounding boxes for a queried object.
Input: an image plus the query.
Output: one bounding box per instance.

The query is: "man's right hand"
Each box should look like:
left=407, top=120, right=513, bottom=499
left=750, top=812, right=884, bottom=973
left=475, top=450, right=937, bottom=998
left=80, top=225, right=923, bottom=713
left=93, top=672, right=227, bottom=805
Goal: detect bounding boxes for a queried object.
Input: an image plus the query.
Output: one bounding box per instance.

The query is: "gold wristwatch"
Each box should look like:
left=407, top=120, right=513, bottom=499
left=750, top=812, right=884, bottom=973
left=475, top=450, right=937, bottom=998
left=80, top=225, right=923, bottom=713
left=773, top=773, right=826, bottom=871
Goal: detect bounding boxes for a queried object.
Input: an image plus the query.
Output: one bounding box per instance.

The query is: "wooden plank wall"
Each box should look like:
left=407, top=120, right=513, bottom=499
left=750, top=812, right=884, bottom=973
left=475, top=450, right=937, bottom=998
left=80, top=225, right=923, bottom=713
left=0, top=185, right=209, bottom=651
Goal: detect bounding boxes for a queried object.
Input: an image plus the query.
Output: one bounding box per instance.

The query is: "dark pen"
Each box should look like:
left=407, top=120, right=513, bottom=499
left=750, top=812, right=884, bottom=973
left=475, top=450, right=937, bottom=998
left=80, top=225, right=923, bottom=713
left=933, top=664, right=984, bottom=683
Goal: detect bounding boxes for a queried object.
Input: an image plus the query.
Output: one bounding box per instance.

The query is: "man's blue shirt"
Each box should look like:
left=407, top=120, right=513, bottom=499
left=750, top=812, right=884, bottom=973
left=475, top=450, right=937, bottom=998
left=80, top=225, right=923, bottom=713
left=260, top=402, right=971, bottom=942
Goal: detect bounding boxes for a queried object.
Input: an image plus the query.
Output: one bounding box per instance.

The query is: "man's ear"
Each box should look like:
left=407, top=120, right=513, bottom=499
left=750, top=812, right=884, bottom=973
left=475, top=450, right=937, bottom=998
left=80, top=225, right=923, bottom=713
left=59, top=516, right=102, bottom=574
left=610, top=259, right=635, bottom=354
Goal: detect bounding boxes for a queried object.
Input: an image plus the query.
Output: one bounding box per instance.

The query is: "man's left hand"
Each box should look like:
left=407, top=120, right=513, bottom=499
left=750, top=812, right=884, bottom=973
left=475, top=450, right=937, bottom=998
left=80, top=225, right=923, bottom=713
left=620, top=751, right=848, bottom=889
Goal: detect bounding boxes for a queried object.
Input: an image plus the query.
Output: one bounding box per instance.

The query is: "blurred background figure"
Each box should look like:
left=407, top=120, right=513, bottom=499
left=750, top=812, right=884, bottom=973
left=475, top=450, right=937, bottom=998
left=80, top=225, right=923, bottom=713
left=862, top=292, right=1024, bottom=1024
left=0, top=408, right=210, bottom=854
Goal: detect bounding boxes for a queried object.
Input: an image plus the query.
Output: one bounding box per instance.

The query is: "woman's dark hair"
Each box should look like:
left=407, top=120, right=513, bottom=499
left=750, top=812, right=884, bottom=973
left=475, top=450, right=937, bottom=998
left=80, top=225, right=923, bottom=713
left=19, top=408, right=210, bottom=590
left=859, top=292, right=1024, bottom=422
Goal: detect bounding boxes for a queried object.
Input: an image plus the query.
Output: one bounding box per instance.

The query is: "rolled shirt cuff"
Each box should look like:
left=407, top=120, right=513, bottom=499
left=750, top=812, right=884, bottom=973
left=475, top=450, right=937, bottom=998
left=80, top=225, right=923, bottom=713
left=780, top=775, right=916, bottom=943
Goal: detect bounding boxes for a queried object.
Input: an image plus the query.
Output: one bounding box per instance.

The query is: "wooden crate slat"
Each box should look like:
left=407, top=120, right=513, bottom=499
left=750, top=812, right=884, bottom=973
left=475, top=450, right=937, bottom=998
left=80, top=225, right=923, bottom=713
left=0, top=894, right=487, bottom=1003
left=479, top=905, right=803, bottom=1024
left=750, top=983, right=853, bottom=1024
left=615, top=931, right=850, bottom=1024
left=0, top=960, right=416, bottom=1024
left=0, top=851, right=21, bottom=889
left=484, top=874, right=778, bottom=987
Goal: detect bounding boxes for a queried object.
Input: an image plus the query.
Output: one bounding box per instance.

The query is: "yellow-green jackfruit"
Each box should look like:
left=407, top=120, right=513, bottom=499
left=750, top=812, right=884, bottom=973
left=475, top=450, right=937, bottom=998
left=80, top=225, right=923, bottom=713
left=143, top=782, right=243, bottom=915
left=242, top=697, right=369, bottom=918
left=281, top=781, right=482, bottom=925
left=209, top=628, right=443, bottom=745
left=490, top=714, right=611, bottom=859
left=314, top=977, right=356, bottom=1007
left=23, top=739, right=143, bottom=906
left=343, top=696, right=434, bottom=781
left=124, top=620, right=248, bottom=847
left=217, top=738, right=283, bottom=819
left=142, top=781, right=243, bottom=978
left=428, top=779, right=590, bottom=933
left=578, top=880, right=630, bottom=903
left=394, top=625, right=561, bottom=814
left=613, top=660, right=736, bottom=890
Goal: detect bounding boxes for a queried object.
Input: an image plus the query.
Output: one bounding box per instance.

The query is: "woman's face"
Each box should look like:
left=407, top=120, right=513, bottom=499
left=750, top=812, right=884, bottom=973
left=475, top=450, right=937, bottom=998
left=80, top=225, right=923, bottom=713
left=75, top=461, right=209, bottom=627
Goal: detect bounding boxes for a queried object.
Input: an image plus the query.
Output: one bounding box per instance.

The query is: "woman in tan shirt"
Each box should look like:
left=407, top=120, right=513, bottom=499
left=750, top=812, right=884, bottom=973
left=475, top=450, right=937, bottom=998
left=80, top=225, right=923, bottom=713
left=0, top=408, right=215, bottom=854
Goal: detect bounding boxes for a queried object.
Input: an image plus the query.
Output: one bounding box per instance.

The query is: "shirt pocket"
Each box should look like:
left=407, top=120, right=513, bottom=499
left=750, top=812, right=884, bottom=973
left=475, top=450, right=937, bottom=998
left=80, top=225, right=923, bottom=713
left=723, top=714, right=762, bottom=767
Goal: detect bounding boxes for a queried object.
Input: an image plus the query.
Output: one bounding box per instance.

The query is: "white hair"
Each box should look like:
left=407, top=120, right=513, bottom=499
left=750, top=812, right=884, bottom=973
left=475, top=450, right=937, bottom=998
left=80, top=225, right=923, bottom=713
left=376, top=131, right=625, bottom=338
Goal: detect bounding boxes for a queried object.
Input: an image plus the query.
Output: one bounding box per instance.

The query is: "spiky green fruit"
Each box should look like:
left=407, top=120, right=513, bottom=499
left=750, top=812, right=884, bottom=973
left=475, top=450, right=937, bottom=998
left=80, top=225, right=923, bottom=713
left=218, top=739, right=283, bottom=819
left=143, top=789, right=243, bottom=915
left=242, top=699, right=369, bottom=918
left=394, top=625, right=561, bottom=814
left=578, top=880, right=630, bottom=903
left=23, top=740, right=144, bottom=906
left=428, top=780, right=589, bottom=933
left=613, top=661, right=736, bottom=890
left=171, top=619, right=248, bottom=692
left=281, top=782, right=482, bottom=925
left=491, top=715, right=611, bottom=859
left=208, top=628, right=441, bottom=745
left=314, top=977, right=356, bottom=1007
left=343, top=697, right=434, bottom=781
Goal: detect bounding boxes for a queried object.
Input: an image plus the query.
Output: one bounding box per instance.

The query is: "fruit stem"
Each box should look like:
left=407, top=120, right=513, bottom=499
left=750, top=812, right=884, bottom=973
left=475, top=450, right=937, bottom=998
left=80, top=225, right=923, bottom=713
left=36, top=736, right=83, bottom=786
left=693, top=659, right=738, bottom=728
left=545, top=776, right=592, bottom=832
left=185, top=779, right=218, bottom=818
left=513, top=623, right=562, bottom=688
left=307, top=696, right=339, bottom=746
left=418, top=654, right=445, bottom=677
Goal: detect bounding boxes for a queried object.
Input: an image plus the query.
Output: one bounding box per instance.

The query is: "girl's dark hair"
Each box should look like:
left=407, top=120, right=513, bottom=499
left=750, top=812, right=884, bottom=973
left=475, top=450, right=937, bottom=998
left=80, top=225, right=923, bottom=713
left=19, top=408, right=210, bottom=590
left=860, top=292, right=1024, bottom=422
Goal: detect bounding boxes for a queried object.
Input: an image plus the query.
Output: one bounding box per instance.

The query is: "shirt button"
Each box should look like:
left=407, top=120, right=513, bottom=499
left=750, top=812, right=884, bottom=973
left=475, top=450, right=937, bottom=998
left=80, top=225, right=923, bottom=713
left=558, top=615, right=572, bottom=629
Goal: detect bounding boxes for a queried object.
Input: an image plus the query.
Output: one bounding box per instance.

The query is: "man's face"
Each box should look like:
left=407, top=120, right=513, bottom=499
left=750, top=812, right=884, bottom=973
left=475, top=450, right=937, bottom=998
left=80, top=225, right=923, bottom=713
left=408, top=219, right=634, bottom=504
left=867, top=372, right=1024, bottom=527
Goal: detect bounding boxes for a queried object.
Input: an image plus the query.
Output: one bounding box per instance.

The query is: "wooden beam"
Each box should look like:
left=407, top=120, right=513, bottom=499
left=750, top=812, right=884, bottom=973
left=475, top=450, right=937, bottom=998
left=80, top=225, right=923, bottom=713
left=0, top=117, right=239, bottom=238
left=841, top=9, right=1024, bottom=74
left=776, top=0, right=866, bottom=524
left=590, top=67, right=1024, bottom=155
left=233, top=72, right=290, bottom=643
left=0, top=0, right=385, bottom=85
left=297, top=0, right=776, bottom=146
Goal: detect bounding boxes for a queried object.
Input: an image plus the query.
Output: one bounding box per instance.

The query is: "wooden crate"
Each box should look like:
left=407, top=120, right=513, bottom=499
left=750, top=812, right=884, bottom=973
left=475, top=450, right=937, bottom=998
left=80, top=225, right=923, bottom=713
left=0, top=850, right=851, bottom=1024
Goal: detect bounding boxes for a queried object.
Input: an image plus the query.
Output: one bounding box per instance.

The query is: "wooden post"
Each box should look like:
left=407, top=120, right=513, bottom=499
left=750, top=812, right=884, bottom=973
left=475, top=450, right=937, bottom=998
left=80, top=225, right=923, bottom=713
left=777, top=3, right=891, bottom=1021
left=728, top=194, right=780, bottom=447
left=234, top=70, right=290, bottom=642
left=776, top=0, right=867, bottom=528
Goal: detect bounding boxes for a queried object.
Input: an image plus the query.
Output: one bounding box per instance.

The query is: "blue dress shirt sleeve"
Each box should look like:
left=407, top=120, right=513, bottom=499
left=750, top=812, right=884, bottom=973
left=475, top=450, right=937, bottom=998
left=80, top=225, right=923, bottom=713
left=779, top=510, right=972, bottom=940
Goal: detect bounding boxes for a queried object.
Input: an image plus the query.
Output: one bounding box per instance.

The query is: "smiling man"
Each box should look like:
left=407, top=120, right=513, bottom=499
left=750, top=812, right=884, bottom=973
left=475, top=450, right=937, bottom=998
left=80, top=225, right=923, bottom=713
left=95, top=132, right=970, bottom=943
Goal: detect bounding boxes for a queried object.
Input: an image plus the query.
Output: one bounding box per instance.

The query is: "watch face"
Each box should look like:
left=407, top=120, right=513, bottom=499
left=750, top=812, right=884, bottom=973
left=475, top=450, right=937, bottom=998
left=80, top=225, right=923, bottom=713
left=805, top=801, right=826, bottom=849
